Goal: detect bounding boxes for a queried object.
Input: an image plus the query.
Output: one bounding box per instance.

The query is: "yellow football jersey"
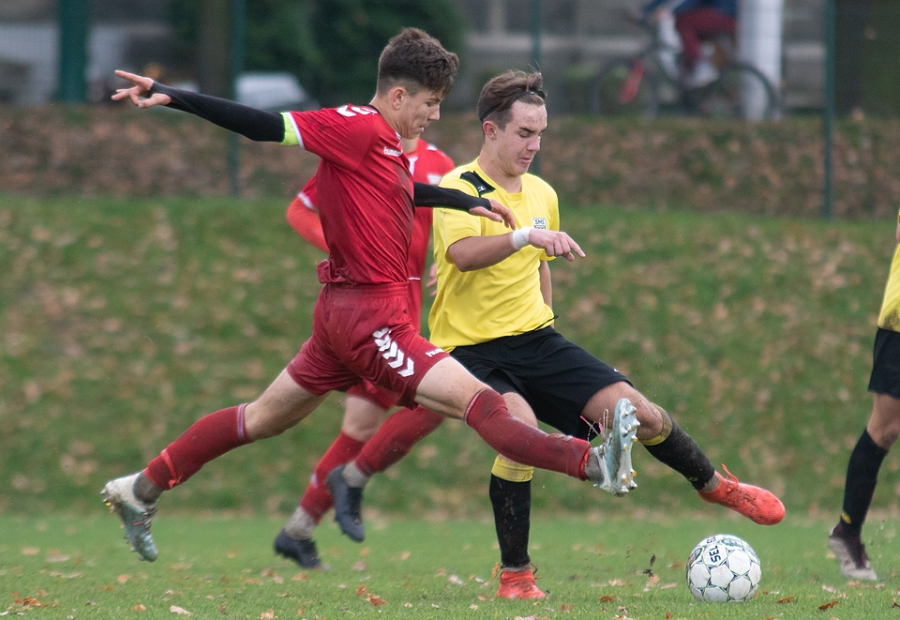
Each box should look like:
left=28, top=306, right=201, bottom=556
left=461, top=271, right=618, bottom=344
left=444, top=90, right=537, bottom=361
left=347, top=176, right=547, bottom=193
left=428, top=160, right=558, bottom=350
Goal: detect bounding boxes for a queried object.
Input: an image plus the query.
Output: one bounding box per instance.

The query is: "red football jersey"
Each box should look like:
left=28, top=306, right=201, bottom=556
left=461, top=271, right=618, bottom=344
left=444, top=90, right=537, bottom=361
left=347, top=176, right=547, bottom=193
left=285, top=105, right=413, bottom=286
left=286, top=135, right=453, bottom=281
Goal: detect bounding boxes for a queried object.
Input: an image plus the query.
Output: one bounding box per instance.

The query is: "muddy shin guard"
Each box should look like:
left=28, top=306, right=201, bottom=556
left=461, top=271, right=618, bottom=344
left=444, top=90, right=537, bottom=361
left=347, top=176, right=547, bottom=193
left=491, top=457, right=534, bottom=569
left=639, top=405, right=715, bottom=490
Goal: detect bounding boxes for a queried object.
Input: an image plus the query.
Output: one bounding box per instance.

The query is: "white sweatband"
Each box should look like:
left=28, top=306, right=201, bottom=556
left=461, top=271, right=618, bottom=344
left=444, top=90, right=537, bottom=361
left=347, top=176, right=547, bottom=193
left=511, top=227, right=533, bottom=250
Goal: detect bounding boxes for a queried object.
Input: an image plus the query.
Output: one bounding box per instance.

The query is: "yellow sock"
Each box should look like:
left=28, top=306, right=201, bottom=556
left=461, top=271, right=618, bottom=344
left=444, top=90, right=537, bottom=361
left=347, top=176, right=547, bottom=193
left=491, top=456, right=534, bottom=482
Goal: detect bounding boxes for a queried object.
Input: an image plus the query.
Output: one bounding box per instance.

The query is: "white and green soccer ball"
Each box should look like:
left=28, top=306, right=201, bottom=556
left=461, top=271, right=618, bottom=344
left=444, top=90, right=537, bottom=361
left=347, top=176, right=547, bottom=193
left=686, top=534, right=761, bottom=603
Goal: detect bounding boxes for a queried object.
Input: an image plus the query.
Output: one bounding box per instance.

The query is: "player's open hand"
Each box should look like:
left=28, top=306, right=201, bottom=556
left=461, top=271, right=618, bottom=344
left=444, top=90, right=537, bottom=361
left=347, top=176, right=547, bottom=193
left=526, top=228, right=585, bottom=261
left=469, top=199, right=517, bottom=229
left=111, top=70, right=172, bottom=108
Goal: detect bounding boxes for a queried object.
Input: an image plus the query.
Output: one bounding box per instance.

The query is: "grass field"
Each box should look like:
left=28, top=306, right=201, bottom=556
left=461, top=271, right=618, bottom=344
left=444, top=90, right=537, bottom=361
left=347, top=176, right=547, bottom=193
left=3, top=195, right=900, bottom=616
left=2, top=514, right=898, bottom=619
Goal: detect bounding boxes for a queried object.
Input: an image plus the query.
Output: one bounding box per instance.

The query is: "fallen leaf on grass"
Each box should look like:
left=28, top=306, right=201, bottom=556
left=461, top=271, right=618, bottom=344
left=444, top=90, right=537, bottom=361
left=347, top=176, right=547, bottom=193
left=366, top=594, right=386, bottom=607
left=170, top=605, right=192, bottom=615
left=599, top=595, right=615, bottom=603
left=559, top=603, right=576, bottom=611
left=291, top=573, right=309, bottom=581
left=776, top=596, right=795, bottom=603
left=260, top=610, right=275, bottom=619
left=134, top=604, right=146, bottom=611
left=118, top=574, right=131, bottom=584
left=818, top=600, right=840, bottom=611
left=355, top=585, right=368, bottom=597
left=21, top=548, right=39, bottom=556
left=448, top=575, right=464, bottom=586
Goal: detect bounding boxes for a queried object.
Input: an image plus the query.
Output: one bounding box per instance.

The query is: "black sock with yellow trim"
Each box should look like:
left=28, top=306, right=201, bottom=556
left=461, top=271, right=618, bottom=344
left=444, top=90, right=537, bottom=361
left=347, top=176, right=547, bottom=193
left=490, top=457, right=533, bottom=569
left=640, top=405, right=716, bottom=490
left=839, top=429, right=888, bottom=537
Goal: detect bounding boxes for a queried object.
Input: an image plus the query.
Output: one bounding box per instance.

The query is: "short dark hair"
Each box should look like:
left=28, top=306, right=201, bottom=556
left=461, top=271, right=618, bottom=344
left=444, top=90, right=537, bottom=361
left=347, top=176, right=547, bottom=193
left=477, top=71, right=546, bottom=128
left=376, top=28, right=460, bottom=98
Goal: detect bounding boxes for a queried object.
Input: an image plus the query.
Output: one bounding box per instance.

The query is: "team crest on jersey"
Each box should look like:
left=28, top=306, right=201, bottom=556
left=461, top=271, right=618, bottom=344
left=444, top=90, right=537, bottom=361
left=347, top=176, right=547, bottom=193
left=373, top=328, right=415, bottom=377
left=532, top=217, right=548, bottom=230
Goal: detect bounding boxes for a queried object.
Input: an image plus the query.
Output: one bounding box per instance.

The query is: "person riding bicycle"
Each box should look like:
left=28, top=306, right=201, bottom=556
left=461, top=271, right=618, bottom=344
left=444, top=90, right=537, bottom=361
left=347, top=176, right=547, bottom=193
left=639, top=0, right=737, bottom=87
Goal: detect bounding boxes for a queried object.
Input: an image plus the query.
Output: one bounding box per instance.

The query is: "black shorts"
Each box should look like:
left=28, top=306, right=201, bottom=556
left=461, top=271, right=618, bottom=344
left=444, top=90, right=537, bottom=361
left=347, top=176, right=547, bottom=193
left=868, top=327, right=900, bottom=398
left=449, top=326, right=630, bottom=441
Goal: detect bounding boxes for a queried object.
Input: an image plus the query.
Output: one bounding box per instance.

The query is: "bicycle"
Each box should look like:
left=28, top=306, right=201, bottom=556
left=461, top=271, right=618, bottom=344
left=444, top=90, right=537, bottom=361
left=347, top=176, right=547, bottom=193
left=591, top=17, right=779, bottom=120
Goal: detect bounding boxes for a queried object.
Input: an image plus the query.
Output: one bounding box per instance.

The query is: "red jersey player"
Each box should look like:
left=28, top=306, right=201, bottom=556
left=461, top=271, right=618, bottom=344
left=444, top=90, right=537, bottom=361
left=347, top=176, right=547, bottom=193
left=276, top=137, right=454, bottom=567
left=103, top=28, right=622, bottom=566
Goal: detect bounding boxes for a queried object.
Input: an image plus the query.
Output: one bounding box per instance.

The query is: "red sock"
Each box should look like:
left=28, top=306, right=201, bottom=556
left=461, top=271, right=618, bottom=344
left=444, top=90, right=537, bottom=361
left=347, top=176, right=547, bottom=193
left=464, top=389, right=590, bottom=479
left=299, top=431, right=366, bottom=522
left=144, top=405, right=252, bottom=489
left=354, top=406, right=444, bottom=476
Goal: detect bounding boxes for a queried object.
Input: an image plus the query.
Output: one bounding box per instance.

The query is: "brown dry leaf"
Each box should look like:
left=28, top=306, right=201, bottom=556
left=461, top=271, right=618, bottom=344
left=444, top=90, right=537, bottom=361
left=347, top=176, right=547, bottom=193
left=469, top=604, right=478, bottom=610
left=367, top=594, right=386, bottom=607
left=559, top=603, right=576, bottom=611
left=599, top=595, right=615, bottom=603
left=170, top=605, right=192, bottom=615
left=134, top=604, right=146, bottom=611
left=818, top=600, right=840, bottom=610
left=776, top=596, right=796, bottom=604
left=117, top=574, right=131, bottom=584
left=665, top=613, right=672, bottom=619
left=260, top=610, right=275, bottom=619
left=355, top=585, right=368, bottom=597
left=491, top=562, right=501, bottom=578
left=291, top=573, right=309, bottom=581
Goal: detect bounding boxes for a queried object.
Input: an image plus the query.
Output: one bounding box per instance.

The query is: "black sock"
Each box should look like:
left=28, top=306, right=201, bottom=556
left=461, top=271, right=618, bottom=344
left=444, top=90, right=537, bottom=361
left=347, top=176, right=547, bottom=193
left=840, top=429, right=888, bottom=536
left=641, top=413, right=716, bottom=490
left=490, top=474, right=531, bottom=569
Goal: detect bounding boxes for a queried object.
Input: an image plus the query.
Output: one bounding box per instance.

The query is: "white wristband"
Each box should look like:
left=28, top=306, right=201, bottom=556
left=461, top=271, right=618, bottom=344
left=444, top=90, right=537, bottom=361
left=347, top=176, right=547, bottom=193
left=511, top=227, right=533, bottom=250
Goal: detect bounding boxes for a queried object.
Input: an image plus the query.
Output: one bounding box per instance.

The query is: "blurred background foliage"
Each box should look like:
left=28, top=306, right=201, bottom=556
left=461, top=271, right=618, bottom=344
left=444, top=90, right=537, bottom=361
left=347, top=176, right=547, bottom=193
left=167, top=0, right=464, bottom=105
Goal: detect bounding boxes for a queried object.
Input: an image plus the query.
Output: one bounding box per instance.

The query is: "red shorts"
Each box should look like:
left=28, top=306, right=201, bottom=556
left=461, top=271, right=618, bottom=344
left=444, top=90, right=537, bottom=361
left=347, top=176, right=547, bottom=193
left=288, top=282, right=448, bottom=409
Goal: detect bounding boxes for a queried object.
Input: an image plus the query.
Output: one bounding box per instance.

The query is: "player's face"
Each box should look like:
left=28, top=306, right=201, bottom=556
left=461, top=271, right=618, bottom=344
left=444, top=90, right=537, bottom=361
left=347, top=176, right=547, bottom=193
left=397, top=89, right=443, bottom=139
left=493, top=101, right=546, bottom=177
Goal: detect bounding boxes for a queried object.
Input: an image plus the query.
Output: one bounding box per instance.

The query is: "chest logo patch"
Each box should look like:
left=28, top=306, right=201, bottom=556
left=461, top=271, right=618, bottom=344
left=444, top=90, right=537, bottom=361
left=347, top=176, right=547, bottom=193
left=532, top=217, right=548, bottom=230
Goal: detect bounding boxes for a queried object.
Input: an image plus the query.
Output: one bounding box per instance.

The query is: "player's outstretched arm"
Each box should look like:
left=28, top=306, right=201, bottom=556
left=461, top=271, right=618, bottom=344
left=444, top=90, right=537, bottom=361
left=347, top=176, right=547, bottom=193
left=413, top=184, right=516, bottom=229
left=111, top=70, right=285, bottom=143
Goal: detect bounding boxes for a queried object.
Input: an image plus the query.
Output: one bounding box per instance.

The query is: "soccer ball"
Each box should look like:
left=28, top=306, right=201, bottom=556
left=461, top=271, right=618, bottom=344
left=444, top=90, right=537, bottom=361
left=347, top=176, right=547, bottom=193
left=686, top=534, right=761, bottom=603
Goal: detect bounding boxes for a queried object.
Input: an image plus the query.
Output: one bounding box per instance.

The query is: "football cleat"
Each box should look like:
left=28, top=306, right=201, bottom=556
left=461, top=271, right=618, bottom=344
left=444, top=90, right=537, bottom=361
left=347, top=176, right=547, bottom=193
left=829, top=523, right=878, bottom=581
left=274, top=529, right=322, bottom=569
left=326, top=465, right=365, bottom=542
left=497, top=568, right=547, bottom=600
left=698, top=465, right=785, bottom=525
left=101, top=473, right=158, bottom=562
left=588, top=398, right=640, bottom=496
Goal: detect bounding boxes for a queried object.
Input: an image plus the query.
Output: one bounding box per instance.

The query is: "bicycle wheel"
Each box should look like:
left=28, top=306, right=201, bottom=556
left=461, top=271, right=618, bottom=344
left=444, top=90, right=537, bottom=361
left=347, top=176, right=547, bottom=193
left=694, top=63, right=779, bottom=120
left=592, top=58, right=660, bottom=118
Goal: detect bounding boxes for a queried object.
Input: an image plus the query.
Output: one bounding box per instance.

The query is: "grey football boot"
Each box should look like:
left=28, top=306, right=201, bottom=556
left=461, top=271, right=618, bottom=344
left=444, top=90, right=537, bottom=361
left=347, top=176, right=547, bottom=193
left=102, top=473, right=159, bottom=562
left=586, top=398, right=640, bottom=496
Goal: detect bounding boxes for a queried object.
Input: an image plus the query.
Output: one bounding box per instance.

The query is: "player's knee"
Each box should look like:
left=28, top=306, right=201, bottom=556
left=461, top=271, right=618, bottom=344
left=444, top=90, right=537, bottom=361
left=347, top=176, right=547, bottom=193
left=636, top=402, right=670, bottom=444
